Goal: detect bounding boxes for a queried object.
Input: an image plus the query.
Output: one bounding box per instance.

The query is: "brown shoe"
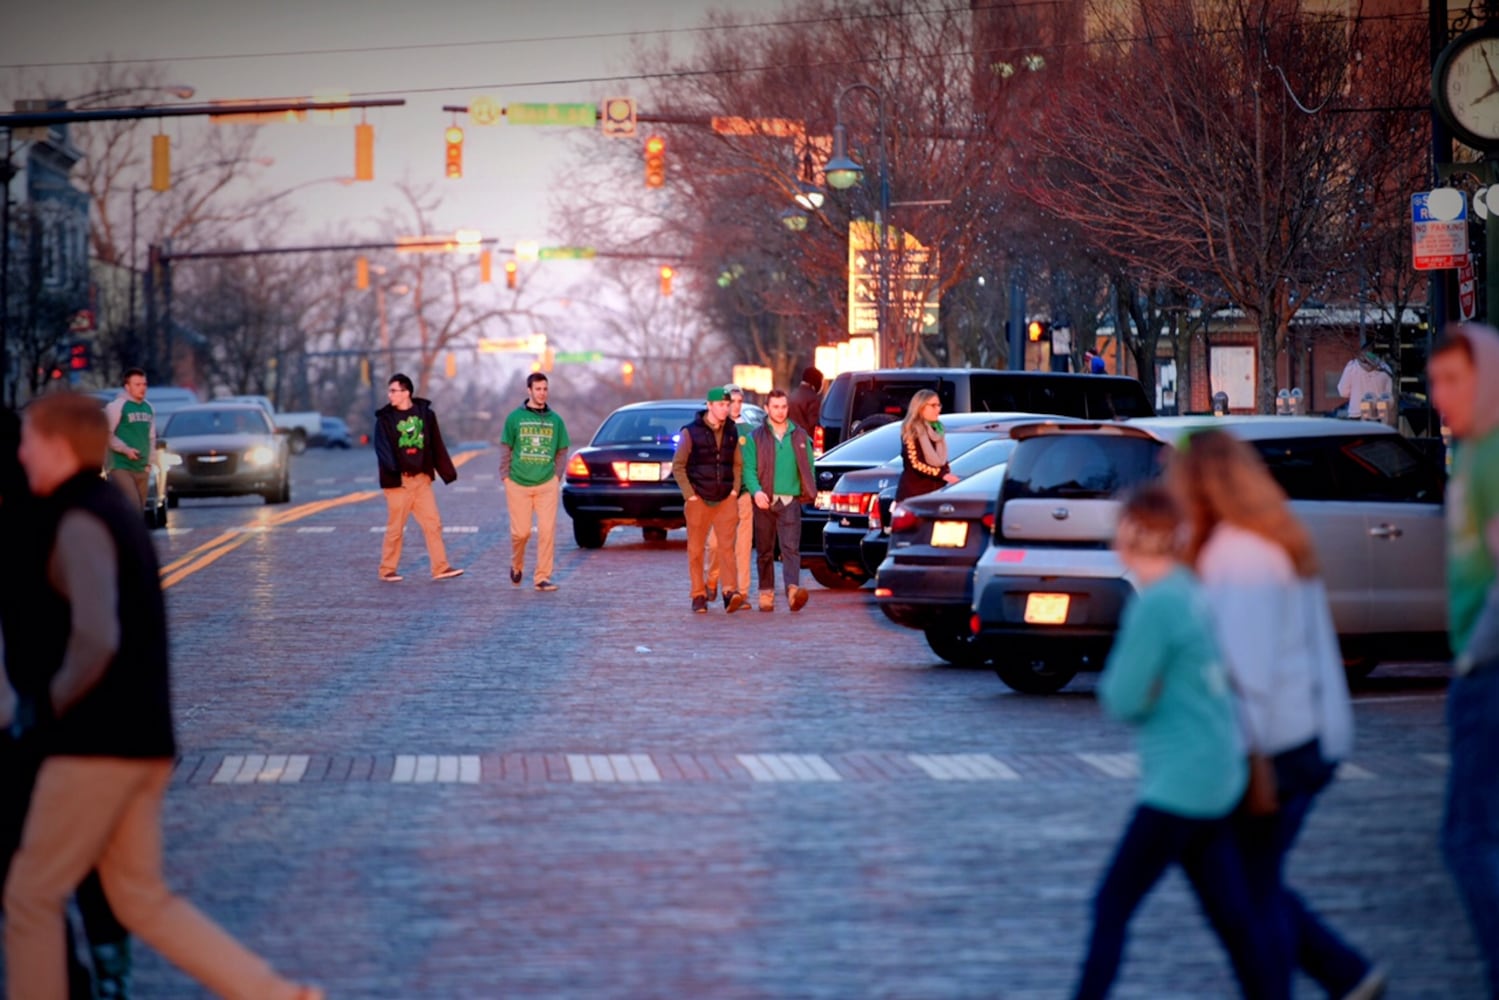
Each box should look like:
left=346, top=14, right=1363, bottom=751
left=758, top=591, right=775, bottom=612
left=433, top=568, right=464, bottom=580
left=788, top=585, right=809, bottom=612
left=725, top=591, right=746, bottom=614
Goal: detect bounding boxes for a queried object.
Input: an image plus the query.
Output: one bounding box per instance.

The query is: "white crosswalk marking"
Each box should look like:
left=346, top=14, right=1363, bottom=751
left=314, top=477, right=337, bottom=484
left=1420, top=753, right=1451, bottom=770
left=908, top=753, right=1020, bottom=781
left=165, top=527, right=194, bottom=535
left=737, top=753, right=841, bottom=782
left=443, top=525, right=479, bottom=533
left=1337, top=762, right=1376, bottom=780
left=1076, top=753, right=1139, bottom=779
left=392, top=754, right=481, bottom=783
left=295, top=526, right=337, bottom=533
left=452, top=486, right=479, bottom=493
left=212, top=755, right=245, bottom=784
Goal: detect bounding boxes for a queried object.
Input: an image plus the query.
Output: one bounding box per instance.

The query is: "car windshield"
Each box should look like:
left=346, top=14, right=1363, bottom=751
left=592, top=407, right=699, bottom=445
left=165, top=409, right=271, bottom=436
left=941, top=461, right=1009, bottom=498
left=947, top=438, right=1017, bottom=477
left=1001, top=434, right=1164, bottom=501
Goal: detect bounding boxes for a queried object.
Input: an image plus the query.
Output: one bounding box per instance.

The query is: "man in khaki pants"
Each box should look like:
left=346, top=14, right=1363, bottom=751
left=673, top=385, right=745, bottom=614
left=2, top=391, right=322, bottom=1000
left=500, top=373, right=570, bottom=591
left=706, top=384, right=753, bottom=602
left=374, top=374, right=463, bottom=582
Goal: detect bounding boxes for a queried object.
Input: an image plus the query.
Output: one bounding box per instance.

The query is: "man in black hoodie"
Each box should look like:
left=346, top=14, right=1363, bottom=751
left=374, top=374, right=463, bottom=582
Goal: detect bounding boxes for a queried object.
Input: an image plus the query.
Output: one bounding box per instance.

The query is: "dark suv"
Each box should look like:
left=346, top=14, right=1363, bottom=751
left=816, top=368, right=1153, bottom=453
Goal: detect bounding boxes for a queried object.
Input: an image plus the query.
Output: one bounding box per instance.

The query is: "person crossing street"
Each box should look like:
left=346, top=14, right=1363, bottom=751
left=103, top=368, right=153, bottom=513
left=672, top=386, right=745, bottom=614
left=500, top=373, right=570, bottom=592
left=706, top=385, right=753, bottom=604
left=742, top=389, right=816, bottom=613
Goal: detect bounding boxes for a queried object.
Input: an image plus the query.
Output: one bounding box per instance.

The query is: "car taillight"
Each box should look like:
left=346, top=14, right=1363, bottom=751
left=813, top=426, right=824, bottom=457
left=864, top=494, right=879, bottom=516
left=610, top=462, right=631, bottom=481
left=981, top=513, right=995, bottom=530
left=970, top=614, right=982, bottom=636
left=565, top=454, right=590, bottom=478
left=874, top=587, right=892, bottom=597
left=831, top=492, right=876, bottom=515
left=889, top=503, right=917, bottom=533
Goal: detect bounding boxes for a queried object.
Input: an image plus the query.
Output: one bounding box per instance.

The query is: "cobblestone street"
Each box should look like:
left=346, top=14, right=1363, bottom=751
left=34, top=449, right=1487, bottom=997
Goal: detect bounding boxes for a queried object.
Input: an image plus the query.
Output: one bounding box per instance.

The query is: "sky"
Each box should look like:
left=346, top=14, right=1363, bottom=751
left=0, top=0, right=785, bottom=247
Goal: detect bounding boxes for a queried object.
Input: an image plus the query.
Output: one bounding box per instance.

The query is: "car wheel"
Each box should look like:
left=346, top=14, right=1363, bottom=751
left=165, top=492, right=180, bottom=509
left=995, top=657, right=1078, bottom=695
left=573, top=517, right=608, bottom=549
left=924, top=627, right=990, bottom=667
left=265, top=477, right=291, bottom=505
left=809, top=560, right=868, bottom=590
left=642, top=526, right=668, bottom=543
left=288, top=429, right=308, bottom=455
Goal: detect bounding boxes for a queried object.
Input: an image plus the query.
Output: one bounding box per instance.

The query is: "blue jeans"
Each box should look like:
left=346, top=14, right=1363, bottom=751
left=1444, top=667, right=1499, bottom=997
left=1236, top=787, right=1369, bottom=997
left=1074, top=805, right=1271, bottom=999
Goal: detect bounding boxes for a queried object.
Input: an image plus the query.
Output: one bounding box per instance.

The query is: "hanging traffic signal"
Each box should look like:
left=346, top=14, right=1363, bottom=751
left=621, top=361, right=635, bottom=387
left=479, top=249, right=492, bottom=284
left=444, top=125, right=464, bottom=179
left=1027, top=320, right=1047, bottom=342
left=644, top=135, right=666, bottom=188
left=659, top=265, right=673, bottom=296
left=504, top=259, right=518, bottom=290
left=445, top=351, right=457, bottom=379
left=68, top=341, right=92, bottom=371
left=355, top=256, right=370, bottom=290
left=354, top=123, right=375, bottom=181
left=151, top=133, right=171, bottom=192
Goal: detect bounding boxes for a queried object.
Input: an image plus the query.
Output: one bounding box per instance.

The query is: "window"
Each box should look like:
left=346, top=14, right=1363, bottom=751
left=1252, top=439, right=1337, bottom=500
left=165, top=409, right=273, bottom=437
left=1001, top=435, right=1163, bottom=502
left=1253, top=435, right=1442, bottom=503
left=849, top=379, right=955, bottom=427
left=592, top=407, right=698, bottom=445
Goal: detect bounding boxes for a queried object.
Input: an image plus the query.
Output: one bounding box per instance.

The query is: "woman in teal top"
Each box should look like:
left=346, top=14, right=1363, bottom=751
left=1073, top=486, right=1271, bottom=1000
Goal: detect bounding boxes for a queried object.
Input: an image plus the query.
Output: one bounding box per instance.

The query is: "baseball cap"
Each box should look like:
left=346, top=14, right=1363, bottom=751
left=706, top=386, right=730, bottom=402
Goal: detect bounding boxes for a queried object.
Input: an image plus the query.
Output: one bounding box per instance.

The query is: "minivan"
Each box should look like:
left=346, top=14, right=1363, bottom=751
left=816, top=368, right=1153, bottom=453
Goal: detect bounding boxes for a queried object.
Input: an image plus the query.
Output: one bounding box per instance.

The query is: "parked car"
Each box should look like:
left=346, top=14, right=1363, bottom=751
left=971, top=417, right=1449, bottom=694
left=218, top=394, right=321, bottom=454
left=310, top=416, right=353, bottom=449
left=815, top=368, right=1153, bottom=454
left=803, top=413, right=1033, bottom=589
left=562, top=399, right=711, bottom=549
left=820, top=416, right=1060, bottom=584
left=160, top=403, right=292, bottom=505
left=875, top=461, right=1013, bottom=666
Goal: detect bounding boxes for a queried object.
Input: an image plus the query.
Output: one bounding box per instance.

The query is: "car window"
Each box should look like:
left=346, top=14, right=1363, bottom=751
left=820, top=375, right=852, bottom=428
left=1087, top=383, right=1154, bottom=419
left=592, top=407, right=699, bottom=445
left=165, top=409, right=272, bottom=436
left=1002, top=435, right=1163, bottom=501
left=947, top=438, right=1016, bottom=477
left=943, top=461, right=1009, bottom=498
left=849, top=379, right=955, bottom=427
left=1255, top=434, right=1443, bottom=504
left=818, top=420, right=905, bottom=463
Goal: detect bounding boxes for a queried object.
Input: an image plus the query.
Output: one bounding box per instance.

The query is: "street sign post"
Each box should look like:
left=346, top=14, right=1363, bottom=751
left=1412, top=189, right=1470, bottom=270
left=554, top=350, right=604, bottom=364
left=537, top=246, right=597, bottom=261
left=847, top=221, right=940, bottom=338
left=507, top=103, right=596, bottom=127
left=1458, top=256, right=1478, bottom=319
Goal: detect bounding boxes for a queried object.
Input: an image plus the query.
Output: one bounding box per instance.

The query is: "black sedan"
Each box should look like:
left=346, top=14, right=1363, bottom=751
left=874, top=461, right=1011, bottom=666
left=161, top=404, right=291, bottom=505
left=562, top=400, right=709, bottom=549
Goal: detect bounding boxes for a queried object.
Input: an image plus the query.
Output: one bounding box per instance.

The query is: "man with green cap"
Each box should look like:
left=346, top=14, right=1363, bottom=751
left=672, top=385, right=745, bottom=614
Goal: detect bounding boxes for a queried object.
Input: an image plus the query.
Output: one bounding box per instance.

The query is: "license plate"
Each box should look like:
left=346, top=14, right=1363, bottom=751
left=930, top=520, right=968, bottom=547
left=628, top=462, right=661, bottom=482
left=815, top=491, right=832, bottom=510
left=1023, top=593, right=1070, bottom=625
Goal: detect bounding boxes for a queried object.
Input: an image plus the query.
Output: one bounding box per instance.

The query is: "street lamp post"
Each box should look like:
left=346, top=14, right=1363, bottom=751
left=825, top=82, right=891, bottom=368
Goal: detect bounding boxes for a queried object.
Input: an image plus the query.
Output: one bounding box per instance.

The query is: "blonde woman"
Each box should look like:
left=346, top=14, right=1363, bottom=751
left=1170, top=430, right=1382, bottom=1000
left=894, top=390, right=959, bottom=502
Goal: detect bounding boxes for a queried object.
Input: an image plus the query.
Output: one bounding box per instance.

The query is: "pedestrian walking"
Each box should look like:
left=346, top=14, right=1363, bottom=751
left=1, top=391, right=323, bottom=1000
left=103, top=368, right=153, bottom=512
left=1073, top=485, right=1268, bottom=1000
left=672, top=385, right=745, bottom=614
left=1428, top=323, right=1499, bottom=997
left=374, top=373, right=463, bottom=583
left=500, top=372, right=570, bottom=592
left=742, top=389, right=816, bottom=613
left=788, top=366, right=824, bottom=441
left=1171, top=428, right=1383, bottom=1000
left=895, top=389, right=959, bottom=503
left=706, top=384, right=752, bottom=603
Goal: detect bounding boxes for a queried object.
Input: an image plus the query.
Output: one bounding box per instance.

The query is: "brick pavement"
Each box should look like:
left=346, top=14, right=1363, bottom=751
left=5, top=448, right=1485, bottom=997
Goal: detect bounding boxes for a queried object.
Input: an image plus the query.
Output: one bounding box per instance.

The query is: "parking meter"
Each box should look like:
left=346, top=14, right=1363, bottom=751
left=1212, top=391, right=1229, bottom=416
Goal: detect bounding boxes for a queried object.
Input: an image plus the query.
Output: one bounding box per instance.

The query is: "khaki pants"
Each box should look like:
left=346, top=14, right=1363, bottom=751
left=380, top=473, right=452, bottom=578
left=505, top=478, right=559, bottom=582
left=4, top=757, right=305, bottom=1000
left=108, top=469, right=148, bottom=510
left=685, top=495, right=739, bottom=599
left=707, top=490, right=752, bottom=596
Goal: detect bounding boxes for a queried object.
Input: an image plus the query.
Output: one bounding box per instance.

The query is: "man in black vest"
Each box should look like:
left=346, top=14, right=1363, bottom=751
left=671, top=385, right=746, bottom=614
left=2, top=392, right=321, bottom=1000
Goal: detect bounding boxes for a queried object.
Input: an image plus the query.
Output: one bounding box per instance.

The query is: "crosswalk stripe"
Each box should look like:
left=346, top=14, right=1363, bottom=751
left=1076, top=753, right=1139, bottom=779
left=1420, top=753, right=1450, bottom=770
left=909, top=753, right=1020, bottom=781
left=443, top=525, right=479, bottom=533
left=295, top=526, right=337, bottom=533
left=737, top=753, right=841, bottom=782
left=1337, top=762, right=1376, bottom=780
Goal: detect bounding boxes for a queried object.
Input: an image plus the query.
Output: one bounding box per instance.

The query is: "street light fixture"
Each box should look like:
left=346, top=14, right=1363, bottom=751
left=824, top=83, right=892, bottom=366
left=793, top=180, right=825, bottom=211
left=824, top=122, right=865, bottom=191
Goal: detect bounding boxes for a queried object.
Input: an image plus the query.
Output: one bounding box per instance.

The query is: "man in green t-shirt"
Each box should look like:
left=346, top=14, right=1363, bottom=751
left=103, top=368, right=153, bottom=511
left=500, top=373, right=570, bottom=591
left=1429, top=324, right=1499, bottom=994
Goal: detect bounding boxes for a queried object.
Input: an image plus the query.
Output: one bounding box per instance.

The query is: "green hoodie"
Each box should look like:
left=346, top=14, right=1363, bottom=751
left=1445, top=324, right=1499, bottom=664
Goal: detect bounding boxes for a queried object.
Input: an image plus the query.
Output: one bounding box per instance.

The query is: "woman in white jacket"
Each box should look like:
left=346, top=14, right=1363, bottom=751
left=1171, top=430, right=1384, bottom=1000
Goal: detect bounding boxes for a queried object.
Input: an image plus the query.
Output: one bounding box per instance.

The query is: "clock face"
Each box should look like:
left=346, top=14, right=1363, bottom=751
left=1441, top=29, right=1499, bottom=147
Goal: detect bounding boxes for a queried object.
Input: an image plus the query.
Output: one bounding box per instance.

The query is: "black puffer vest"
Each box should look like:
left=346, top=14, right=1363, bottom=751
left=684, top=412, right=737, bottom=503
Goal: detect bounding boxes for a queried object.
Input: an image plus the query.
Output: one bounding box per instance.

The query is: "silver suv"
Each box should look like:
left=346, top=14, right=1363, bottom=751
left=971, top=417, right=1449, bottom=694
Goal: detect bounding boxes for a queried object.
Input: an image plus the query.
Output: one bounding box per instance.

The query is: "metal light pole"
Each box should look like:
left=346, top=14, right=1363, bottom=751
left=826, top=83, right=891, bottom=368
left=1, top=127, right=13, bottom=407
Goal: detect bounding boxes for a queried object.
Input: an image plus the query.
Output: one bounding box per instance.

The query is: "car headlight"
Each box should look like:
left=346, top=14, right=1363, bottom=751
left=244, top=445, right=276, bottom=467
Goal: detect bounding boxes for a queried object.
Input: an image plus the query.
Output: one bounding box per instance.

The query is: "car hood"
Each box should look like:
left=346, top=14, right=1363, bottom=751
left=163, top=432, right=276, bottom=452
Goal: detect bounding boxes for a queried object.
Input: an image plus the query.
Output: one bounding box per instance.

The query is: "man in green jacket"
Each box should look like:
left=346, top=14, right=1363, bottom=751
left=742, top=389, right=816, bottom=613
left=500, top=373, right=570, bottom=592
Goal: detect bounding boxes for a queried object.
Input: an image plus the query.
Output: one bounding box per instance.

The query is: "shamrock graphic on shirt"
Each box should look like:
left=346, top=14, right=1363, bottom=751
left=396, top=414, right=425, bottom=450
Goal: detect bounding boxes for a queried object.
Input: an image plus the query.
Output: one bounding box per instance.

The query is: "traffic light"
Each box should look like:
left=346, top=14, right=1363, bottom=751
left=659, top=264, right=673, bottom=296
left=479, top=249, right=492, bottom=284
left=444, top=125, right=464, bottom=179
left=67, top=340, right=92, bottom=372
left=504, top=259, right=518, bottom=290
left=621, top=361, right=635, bottom=388
left=445, top=351, right=457, bottom=379
left=644, top=135, right=666, bottom=188
left=354, top=123, right=375, bottom=181
left=1027, top=320, right=1047, bottom=343
left=355, top=256, right=370, bottom=290
left=151, top=133, right=171, bottom=192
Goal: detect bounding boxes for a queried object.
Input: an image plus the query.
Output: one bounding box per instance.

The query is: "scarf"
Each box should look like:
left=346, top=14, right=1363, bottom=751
left=911, top=419, right=947, bottom=470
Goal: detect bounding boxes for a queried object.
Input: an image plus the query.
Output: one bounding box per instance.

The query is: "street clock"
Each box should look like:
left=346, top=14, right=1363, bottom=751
left=1434, top=22, right=1499, bottom=152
